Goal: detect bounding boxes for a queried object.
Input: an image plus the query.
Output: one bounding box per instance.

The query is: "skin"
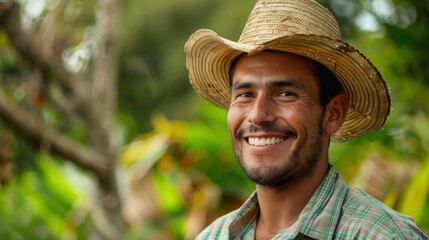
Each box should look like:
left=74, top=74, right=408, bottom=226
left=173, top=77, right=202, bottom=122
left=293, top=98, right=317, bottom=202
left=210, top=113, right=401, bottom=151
left=227, top=51, right=349, bottom=239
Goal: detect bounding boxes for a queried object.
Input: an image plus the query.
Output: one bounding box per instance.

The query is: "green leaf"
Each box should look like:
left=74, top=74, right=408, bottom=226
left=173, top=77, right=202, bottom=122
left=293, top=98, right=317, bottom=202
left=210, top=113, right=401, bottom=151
left=399, top=155, right=429, bottom=223
left=152, top=170, right=185, bottom=213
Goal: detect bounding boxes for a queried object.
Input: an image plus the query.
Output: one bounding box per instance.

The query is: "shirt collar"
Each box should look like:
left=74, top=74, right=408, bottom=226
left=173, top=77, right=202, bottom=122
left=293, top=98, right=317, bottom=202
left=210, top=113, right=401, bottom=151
left=228, top=191, right=259, bottom=239
left=297, top=166, right=348, bottom=239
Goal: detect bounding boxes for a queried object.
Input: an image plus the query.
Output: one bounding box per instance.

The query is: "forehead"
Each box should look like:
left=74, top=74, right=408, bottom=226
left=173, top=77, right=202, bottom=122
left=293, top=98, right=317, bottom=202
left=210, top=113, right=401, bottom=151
left=232, top=51, right=318, bottom=87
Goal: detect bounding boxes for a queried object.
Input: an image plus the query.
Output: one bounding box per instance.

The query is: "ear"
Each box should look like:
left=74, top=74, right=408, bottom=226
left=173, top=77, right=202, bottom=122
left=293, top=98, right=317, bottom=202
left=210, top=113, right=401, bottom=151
left=324, top=93, right=349, bottom=135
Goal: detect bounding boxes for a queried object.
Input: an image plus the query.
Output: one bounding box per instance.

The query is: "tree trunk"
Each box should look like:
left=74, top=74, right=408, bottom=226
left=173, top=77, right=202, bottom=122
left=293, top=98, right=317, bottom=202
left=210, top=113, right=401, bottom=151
left=91, top=0, right=123, bottom=237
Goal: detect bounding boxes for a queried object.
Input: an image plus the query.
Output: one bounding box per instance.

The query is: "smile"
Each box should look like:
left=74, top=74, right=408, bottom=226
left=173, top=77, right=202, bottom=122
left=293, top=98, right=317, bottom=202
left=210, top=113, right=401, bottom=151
left=248, top=137, right=285, bottom=146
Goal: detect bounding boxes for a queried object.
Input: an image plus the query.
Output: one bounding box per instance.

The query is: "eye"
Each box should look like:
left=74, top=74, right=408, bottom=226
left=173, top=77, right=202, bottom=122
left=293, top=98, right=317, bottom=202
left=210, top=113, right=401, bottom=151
left=231, top=91, right=253, bottom=103
left=238, top=92, right=252, bottom=98
left=278, top=91, right=295, bottom=97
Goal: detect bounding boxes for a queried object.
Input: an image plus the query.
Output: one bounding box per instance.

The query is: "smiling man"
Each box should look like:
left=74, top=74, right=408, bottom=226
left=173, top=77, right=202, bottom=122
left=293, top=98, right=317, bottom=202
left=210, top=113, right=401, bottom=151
left=184, top=0, right=428, bottom=239
left=228, top=52, right=338, bottom=192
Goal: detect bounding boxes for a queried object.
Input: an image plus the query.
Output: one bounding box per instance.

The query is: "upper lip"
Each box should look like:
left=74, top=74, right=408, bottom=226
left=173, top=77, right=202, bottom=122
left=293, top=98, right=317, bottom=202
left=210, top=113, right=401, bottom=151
left=244, top=130, right=297, bottom=138
left=238, top=125, right=297, bottom=141
left=244, top=133, right=287, bottom=139
left=243, top=133, right=295, bottom=144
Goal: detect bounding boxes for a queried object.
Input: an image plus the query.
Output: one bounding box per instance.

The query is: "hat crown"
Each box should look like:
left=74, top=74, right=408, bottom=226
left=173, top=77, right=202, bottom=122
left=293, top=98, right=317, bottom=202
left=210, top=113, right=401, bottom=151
left=238, top=0, right=341, bottom=45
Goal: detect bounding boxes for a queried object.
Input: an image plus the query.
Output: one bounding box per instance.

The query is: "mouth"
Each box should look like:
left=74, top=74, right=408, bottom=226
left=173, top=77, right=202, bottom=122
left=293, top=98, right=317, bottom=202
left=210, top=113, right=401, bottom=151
left=247, top=137, right=286, bottom=146
left=239, top=125, right=297, bottom=147
left=245, top=130, right=297, bottom=146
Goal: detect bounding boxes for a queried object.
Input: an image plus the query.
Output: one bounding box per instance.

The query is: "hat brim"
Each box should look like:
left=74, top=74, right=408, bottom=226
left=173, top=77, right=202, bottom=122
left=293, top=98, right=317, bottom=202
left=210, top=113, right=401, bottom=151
left=185, top=29, right=391, bottom=141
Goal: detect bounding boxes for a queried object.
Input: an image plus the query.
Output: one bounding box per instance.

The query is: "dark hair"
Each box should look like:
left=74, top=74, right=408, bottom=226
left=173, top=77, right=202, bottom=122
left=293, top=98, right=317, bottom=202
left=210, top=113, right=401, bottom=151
left=229, top=54, right=242, bottom=87
left=312, top=60, right=344, bottom=107
left=228, top=52, right=344, bottom=107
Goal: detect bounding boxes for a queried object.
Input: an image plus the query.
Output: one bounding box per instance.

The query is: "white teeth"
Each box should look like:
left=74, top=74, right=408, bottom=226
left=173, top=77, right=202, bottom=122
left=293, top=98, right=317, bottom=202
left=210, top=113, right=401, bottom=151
left=248, top=137, right=285, bottom=146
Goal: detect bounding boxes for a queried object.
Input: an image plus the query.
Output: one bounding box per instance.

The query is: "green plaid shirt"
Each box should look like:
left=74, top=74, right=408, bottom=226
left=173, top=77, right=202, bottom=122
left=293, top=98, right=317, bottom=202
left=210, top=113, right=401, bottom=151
left=196, top=166, right=428, bottom=240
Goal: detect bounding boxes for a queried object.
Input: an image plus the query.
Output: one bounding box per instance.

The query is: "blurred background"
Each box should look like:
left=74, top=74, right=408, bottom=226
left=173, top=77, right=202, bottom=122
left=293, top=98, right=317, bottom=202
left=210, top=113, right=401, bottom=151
left=0, top=0, right=428, bottom=239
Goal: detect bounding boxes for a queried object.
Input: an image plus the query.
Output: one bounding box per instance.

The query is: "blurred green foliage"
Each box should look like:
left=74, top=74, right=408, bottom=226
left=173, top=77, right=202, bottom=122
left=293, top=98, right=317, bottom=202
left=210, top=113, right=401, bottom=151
left=0, top=154, right=91, bottom=239
left=0, top=0, right=428, bottom=239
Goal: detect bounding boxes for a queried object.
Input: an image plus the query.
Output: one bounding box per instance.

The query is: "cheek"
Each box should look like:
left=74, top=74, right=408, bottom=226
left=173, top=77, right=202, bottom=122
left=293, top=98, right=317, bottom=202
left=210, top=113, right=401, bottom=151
left=227, top=109, right=238, bottom=133
left=278, top=104, right=304, bottom=122
left=281, top=104, right=321, bottom=131
left=227, top=107, right=246, bottom=136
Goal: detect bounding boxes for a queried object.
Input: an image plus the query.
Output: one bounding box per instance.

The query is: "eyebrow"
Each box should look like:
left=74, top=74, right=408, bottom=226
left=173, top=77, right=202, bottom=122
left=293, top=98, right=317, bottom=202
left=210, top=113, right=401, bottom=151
left=231, top=79, right=305, bottom=91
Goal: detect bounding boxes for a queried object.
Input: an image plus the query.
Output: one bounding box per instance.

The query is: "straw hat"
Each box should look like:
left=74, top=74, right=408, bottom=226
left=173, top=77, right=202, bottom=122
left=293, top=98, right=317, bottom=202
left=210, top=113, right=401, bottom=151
left=184, top=0, right=391, bottom=141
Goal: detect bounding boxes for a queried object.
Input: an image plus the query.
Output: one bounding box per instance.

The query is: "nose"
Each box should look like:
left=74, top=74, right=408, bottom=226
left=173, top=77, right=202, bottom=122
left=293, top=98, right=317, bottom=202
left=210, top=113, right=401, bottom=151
left=248, top=94, right=277, bottom=125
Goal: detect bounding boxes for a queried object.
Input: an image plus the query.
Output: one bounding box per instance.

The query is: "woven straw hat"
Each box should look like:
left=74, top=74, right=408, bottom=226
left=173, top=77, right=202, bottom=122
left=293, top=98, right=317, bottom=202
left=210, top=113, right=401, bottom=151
left=184, top=0, right=391, bottom=141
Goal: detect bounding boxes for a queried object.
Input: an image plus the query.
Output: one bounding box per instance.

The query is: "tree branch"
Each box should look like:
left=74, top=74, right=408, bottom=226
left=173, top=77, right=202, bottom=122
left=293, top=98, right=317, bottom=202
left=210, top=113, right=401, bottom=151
left=0, top=1, right=91, bottom=121
left=0, top=1, right=113, bottom=150
left=0, top=93, right=110, bottom=175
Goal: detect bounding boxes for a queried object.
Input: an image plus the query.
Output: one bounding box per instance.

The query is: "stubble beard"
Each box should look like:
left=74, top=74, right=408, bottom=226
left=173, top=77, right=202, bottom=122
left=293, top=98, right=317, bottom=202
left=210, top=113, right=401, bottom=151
left=233, top=120, right=324, bottom=190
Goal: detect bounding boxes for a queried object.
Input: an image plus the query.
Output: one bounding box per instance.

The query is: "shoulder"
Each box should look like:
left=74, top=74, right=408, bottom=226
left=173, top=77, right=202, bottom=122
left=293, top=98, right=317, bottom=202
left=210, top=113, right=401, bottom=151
left=336, top=188, right=428, bottom=239
left=195, top=211, right=237, bottom=240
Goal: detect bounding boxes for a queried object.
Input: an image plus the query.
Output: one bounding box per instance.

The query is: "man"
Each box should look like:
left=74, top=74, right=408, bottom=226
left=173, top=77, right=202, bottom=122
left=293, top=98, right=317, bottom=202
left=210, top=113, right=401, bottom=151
left=184, top=0, right=429, bottom=239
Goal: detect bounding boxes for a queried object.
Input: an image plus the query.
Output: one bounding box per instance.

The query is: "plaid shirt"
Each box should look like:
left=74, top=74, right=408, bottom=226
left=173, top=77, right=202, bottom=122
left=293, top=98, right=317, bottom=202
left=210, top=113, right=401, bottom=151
left=196, top=166, right=428, bottom=240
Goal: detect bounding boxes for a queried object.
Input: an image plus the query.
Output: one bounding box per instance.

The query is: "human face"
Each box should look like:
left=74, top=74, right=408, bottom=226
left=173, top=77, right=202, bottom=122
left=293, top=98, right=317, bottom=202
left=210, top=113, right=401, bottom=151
left=227, top=52, right=327, bottom=189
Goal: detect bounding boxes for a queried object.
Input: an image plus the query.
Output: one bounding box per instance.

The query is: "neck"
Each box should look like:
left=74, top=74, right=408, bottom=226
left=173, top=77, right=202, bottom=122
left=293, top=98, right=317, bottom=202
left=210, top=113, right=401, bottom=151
left=255, top=160, right=329, bottom=239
